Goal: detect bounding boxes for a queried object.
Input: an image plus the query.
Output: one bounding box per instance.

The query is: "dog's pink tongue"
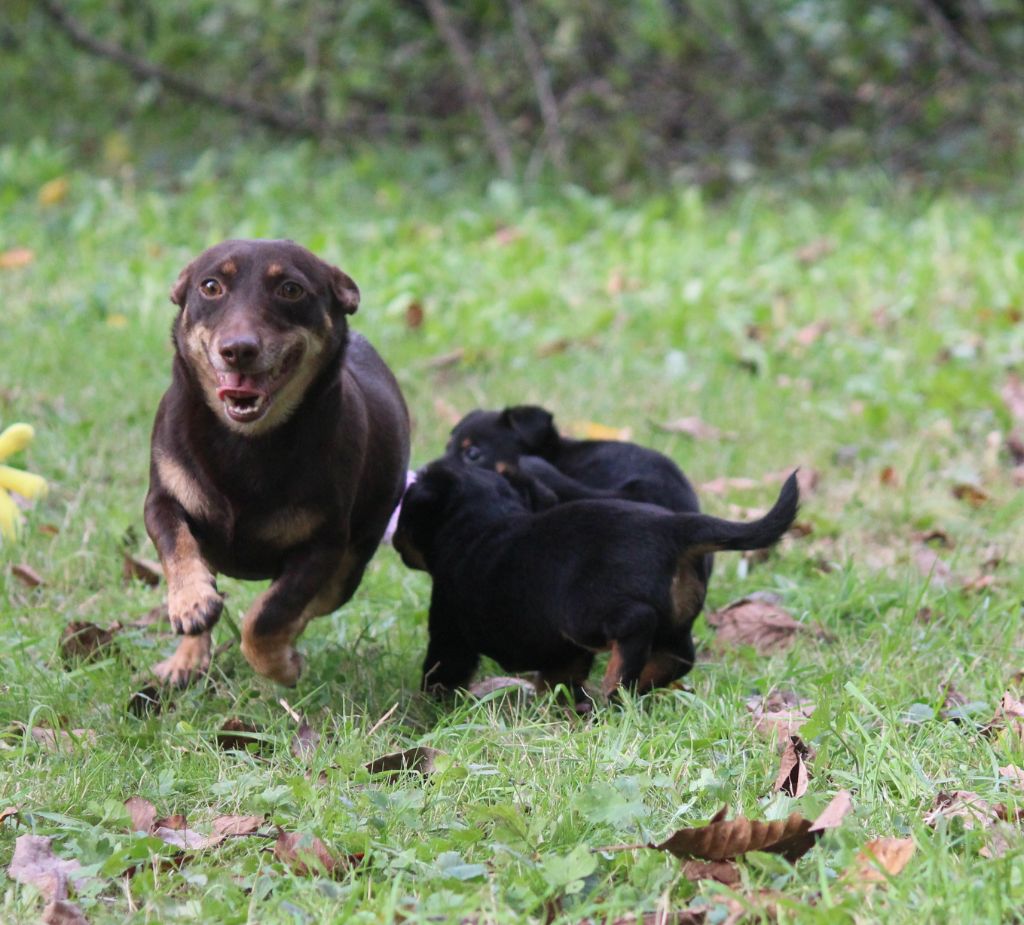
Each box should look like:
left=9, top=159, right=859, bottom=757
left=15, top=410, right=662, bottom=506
left=216, top=372, right=263, bottom=400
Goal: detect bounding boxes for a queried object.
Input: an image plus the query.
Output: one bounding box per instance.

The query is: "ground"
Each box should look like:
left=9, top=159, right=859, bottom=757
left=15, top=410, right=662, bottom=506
left=2, top=145, right=1024, bottom=922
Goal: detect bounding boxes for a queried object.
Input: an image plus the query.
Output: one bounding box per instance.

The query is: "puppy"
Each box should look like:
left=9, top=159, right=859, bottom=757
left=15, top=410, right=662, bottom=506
left=145, top=239, right=410, bottom=686
left=394, top=460, right=798, bottom=700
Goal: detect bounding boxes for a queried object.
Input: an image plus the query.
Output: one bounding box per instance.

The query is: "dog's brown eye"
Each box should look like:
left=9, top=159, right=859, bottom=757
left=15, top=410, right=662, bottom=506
left=277, top=281, right=305, bottom=301
left=199, top=279, right=223, bottom=298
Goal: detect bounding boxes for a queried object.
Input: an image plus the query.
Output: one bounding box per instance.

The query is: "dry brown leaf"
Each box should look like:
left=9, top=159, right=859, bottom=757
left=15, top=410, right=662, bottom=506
left=773, top=736, right=812, bottom=797
left=536, top=337, right=572, bottom=358
left=879, top=466, right=899, bottom=487
left=1007, top=432, right=1024, bottom=466
left=850, top=837, right=916, bottom=884
left=274, top=831, right=358, bottom=878
left=999, top=765, right=1024, bottom=787
left=913, top=547, right=952, bottom=587
left=923, top=791, right=998, bottom=829
left=423, top=348, right=465, bottom=371
left=8, top=834, right=89, bottom=901
left=962, top=574, right=996, bottom=593
left=746, top=691, right=816, bottom=741
left=653, top=417, right=728, bottom=441
left=982, top=691, right=1024, bottom=738
left=952, top=483, right=989, bottom=507
left=365, top=746, right=442, bottom=779
left=216, top=718, right=264, bottom=753
left=290, top=721, right=320, bottom=761
left=0, top=247, right=35, bottom=269
left=1001, top=373, right=1024, bottom=423
left=795, top=238, right=835, bottom=264
left=605, top=911, right=706, bottom=925
left=12, top=563, right=44, bottom=587
left=125, top=798, right=262, bottom=849
left=125, top=796, right=158, bottom=834
left=708, top=596, right=820, bottom=655
left=0, top=806, right=19, bottom=826
left=211, top=814, right=265, bottom=837
left=467, top=676, right=536, bottom=698
left=680, top=859, right=741, bottom=885
left=59, top=621, right=120, bottom=664
left=650, top=790, right=850, bottom=863
left=404, top=301, right=424, bottom=329
left=42, top=899, right=89, bottom=925
left=122, top=553, right=162, bottom=586
left=23, top=726, right=97, bottom=751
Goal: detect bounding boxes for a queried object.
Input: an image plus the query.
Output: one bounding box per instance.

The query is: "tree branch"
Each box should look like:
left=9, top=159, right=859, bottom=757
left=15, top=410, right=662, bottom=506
left=508, top=0, right=566, bottom=174
left=422, top=0, right=516, bottom=178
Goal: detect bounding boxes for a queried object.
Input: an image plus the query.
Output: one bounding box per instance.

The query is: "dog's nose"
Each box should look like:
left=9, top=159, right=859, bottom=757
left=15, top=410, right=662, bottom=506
left=218, top=335, right=261, bottom=368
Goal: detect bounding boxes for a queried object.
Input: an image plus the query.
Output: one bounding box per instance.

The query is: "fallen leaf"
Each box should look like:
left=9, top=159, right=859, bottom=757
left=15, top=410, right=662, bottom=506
left=746, top=691, right=816, bottom=740
left=982, top=691, right=1024, bottom=738
left=793, top=321, right=828, bottom=346
left=923, top=791, right=998, bottom=829
left=795, top=238, right=835, bottom=265
left=605, top=911, right=706, bottom=925
left=404, top=301, right=424, bottom=329
left=536, top=337, right=572, bottom=358
left=290, top=721, right=320, bottom=761
left=127, top=685, right=165, bottom=718
left=651, top=790, right=850, bottom=863
left=432, top=397, right=463, bottom=426
left=211, top=814, right=264, bottom=837
left=125, top=796, right=158, bottom=834
left=21, top=726, right=97, bottom=751
left=773, top=736, right=812, bottom=798
left=849, top=837, right=915, bottom=884
left=952, top=483, right=989, bottom=507
left=962, top=574, right=996, bottom=593
left=8, top=834, right=89, bottom=901
left=879, top=466, right=899, bottom=487
left=42, top=899, right=88, bottom=924
left=216, top=718, right=265, bottom=753
left=122, top=553, right=161, bottom=586
left=680, top=859, right=740, bottom=885
left=568, top=420, right=633, bottom=441
left=653, top=417, right=727, bottom=441
left=38, top=177, right=70, bottom=206
left=423, top=348, right=464, bottom=371
left=913, top=547, right=952, bottom=586
left=1001, top=373, right=1024, bottom=423
left=467, top=676, right=536, bottom=698
left=274, top=831, right=356, bottom=878
left=0, top=247, right=35, bottom=269
left=999, top=765, right=1024, bottom=787
left=708, top=596, right=821, bottom=655
left=59, top=621, right=119, bottom=664
left=365, top=746, right=442, bottom=779
left=0, top=806, right=19, bottom=826
left=12, top=563, right=44, bottom=587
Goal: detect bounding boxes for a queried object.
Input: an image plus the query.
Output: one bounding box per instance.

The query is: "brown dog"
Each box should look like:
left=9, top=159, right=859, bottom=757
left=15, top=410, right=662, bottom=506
left=145, top=239, right=410, bottom=686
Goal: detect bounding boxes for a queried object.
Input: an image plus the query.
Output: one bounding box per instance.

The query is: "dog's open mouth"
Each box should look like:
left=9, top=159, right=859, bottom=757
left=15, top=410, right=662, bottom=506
left=214, top=348, right=302, bottom=424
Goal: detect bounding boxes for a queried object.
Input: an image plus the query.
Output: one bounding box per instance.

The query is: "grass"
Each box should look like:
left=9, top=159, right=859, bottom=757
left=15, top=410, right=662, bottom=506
left=2, top=141, right=1024, bottom=922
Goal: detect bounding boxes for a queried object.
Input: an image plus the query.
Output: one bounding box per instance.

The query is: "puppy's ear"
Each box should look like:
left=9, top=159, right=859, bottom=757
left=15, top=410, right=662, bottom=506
left=501, top=406, right=557, bottom=452
left=170, top=261, right=193, bottom=307
left=328, top=265, right=360, bottom=315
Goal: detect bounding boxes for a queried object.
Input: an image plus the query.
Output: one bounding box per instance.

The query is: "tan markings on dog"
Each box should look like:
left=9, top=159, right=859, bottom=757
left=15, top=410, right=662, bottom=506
left=460, top=438, right=471, bottom=448
left=244, top=328, right=328, bottom=435
left=266, top=263, right=284, bottom=277
left=164, top=523, right=222, bottom=634
left=601, top=641, right=626, bottom=696
left=254, top=507, right=325, bottom=546
left=153, top=631, right=212, bottom=686
left=638, top=649, right=684, bottom=691
left=240, top=549, right=357, bottom=685
left=219, top=260, right=238, bottom=276
left=670, top=557, right=707, bottom=626
left=155, top=450, right=211, bottom=521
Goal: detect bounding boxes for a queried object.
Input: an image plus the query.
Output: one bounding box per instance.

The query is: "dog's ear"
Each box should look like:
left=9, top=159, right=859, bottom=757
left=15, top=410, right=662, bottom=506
left=170, top=261, right=194, bottom=307
left=327, top=265, right=360, bottom=315
left=501, top=406, right=557, bottom=452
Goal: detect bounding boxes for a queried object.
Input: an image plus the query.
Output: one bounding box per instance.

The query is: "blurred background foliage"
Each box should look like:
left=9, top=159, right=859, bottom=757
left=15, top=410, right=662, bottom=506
left=4, top=0, right=1024, bottom=189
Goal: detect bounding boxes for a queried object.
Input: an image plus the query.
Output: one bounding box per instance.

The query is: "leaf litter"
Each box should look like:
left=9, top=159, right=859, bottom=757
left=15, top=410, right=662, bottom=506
left=746, top=691, right=817, bottom=741
left=708, top=594, right=827, bottom=655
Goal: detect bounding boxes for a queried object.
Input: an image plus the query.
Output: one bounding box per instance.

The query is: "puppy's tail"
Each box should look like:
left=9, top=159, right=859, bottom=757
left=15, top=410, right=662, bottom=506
left=674, top=472, right=799, bottom=554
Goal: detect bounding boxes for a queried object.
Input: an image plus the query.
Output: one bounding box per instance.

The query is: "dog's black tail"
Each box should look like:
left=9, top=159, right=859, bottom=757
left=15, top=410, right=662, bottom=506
left=674, top=472, right=799, bottom=554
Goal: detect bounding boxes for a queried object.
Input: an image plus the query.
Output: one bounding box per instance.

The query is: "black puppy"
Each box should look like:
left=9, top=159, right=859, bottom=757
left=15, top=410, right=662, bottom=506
left=394, top=460, right=798, bottom=700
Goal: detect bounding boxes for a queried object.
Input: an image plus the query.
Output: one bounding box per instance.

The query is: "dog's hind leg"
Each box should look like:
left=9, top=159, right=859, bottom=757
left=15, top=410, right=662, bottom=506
left=600, top=606, right=657, bottom=697
left=153, top=631, right=212, bottom=687
left=637, top=628, right=696, bottom=691
left=421, top=601, right=480, bottom=694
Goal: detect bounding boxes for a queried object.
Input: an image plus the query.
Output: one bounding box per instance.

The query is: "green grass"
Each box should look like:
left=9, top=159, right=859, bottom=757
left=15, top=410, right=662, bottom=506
left=2, top=142, right=1024, bottom=923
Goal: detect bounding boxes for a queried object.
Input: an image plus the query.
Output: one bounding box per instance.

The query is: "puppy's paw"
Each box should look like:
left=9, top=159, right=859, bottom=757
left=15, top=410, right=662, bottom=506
left=168, top=575, right=223, bottom=634
left=241, top=637, right=305, bottom=687
left=153, top=634, right=212, bottom=687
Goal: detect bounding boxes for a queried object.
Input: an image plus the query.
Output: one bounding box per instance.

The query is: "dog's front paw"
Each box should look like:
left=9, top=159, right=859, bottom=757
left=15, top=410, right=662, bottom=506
left=168, top=575, right=223, bottom=634
left=241, top=637, right=305, bottom=686
left=153, top=634, right=212, bottom=687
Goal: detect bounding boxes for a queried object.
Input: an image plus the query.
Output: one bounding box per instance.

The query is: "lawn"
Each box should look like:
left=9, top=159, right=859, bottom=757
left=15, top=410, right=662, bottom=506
left=2, top=142, right=1024, bottom=923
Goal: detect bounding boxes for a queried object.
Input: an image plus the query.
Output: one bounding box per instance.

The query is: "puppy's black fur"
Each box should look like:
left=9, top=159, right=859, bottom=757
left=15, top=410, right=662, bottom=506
left=145, top=239, right=409, bottom=686
left=394, top=460, right=798, bottom=700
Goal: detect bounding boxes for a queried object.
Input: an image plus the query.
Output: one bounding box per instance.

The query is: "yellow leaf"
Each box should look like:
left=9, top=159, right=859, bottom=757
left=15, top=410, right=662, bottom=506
left=569, top=420, right=633, bottom=441
left=106, top=313, right=129, bottom=329
left=38, top=177, right=70, bottom=207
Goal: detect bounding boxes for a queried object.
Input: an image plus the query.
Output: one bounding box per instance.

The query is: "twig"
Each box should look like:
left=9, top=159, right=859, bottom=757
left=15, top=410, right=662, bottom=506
left=367, top=703, right=399, bottom=736
left=278, top=698, right=302, bottom=725
left=508, top=0, right=566, bottom=174
left=39, top=0, right=339, bottom=136
left=422, top=0, right=516, bottom=178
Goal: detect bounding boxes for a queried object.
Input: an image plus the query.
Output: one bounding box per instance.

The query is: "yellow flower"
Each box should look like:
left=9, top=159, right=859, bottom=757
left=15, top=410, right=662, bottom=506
left=0, top=423, right=48, bottom=542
